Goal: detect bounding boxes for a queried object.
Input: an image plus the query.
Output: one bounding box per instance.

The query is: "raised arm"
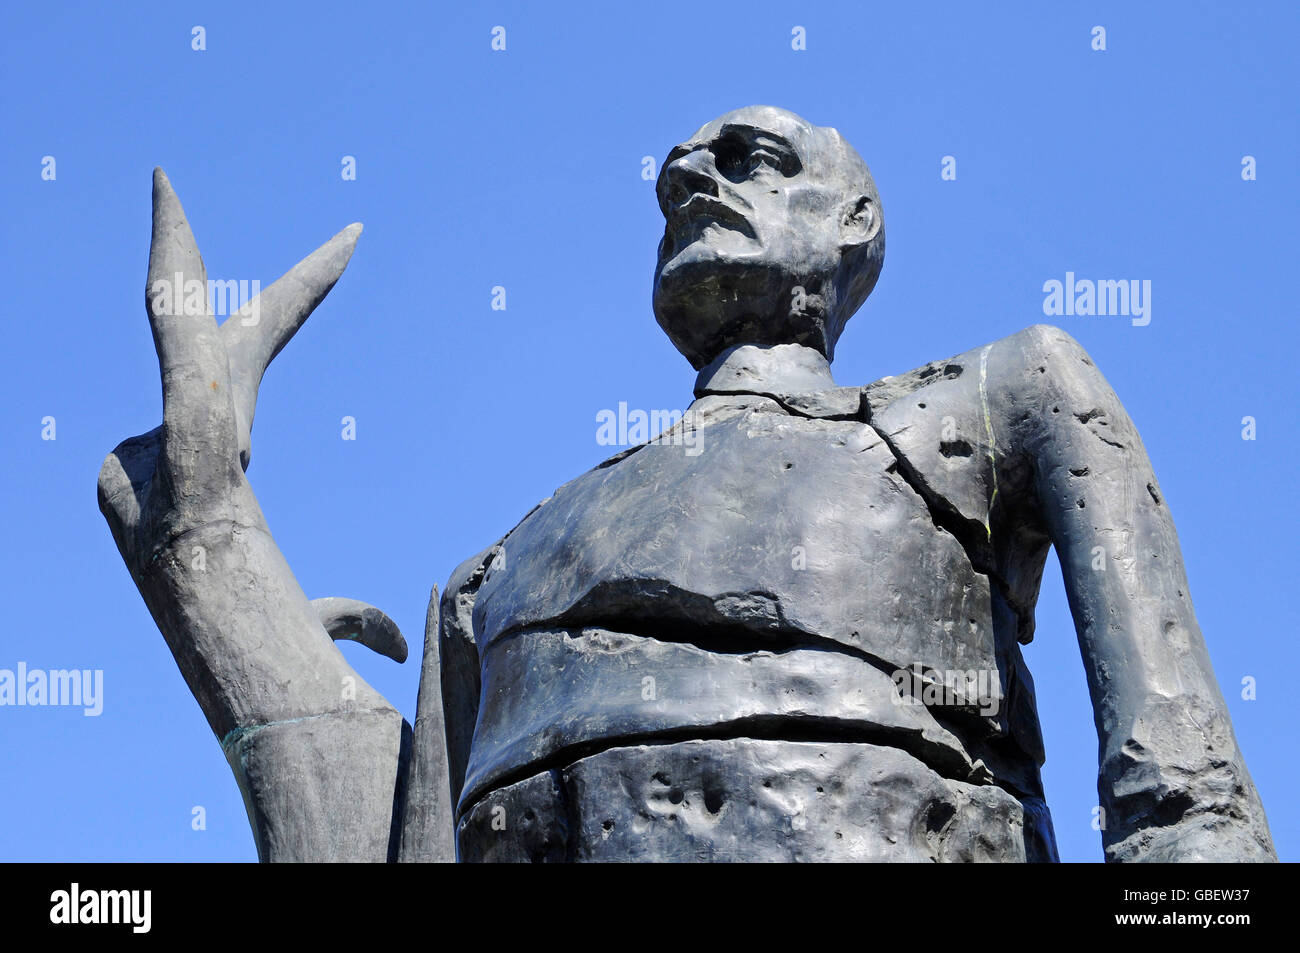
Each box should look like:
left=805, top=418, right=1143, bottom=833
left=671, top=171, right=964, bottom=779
left=98, top=170, right=413, bottom=861
left=1004, top=324, right=1275, bottom=862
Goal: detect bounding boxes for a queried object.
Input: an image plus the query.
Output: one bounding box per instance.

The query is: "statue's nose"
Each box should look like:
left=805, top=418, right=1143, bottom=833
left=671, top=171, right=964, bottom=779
left=660, top=149, right=720, bottom=208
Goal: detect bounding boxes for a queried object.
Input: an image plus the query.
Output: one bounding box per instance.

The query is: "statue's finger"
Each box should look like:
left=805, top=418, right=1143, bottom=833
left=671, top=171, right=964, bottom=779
left=222, top=223, right=362, bottom=467
left=145, top=168, right=238, bottom=480
left=311, top=597, right=408, bottom=663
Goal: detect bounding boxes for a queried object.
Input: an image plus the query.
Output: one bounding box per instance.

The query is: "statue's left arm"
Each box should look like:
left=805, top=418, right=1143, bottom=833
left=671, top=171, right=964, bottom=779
left=98, top=170, right=429, bottom=861
left=1000, top=324, right=1275, bottom=862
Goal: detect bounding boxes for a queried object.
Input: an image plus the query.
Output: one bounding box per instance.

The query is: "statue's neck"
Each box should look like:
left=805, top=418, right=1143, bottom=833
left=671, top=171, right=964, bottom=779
left=694, top=343, right=836, bottom=398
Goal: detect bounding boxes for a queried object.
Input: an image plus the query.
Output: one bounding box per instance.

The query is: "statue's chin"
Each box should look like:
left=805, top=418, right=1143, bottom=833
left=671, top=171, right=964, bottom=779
left=654, top=236, right=834, bottom=367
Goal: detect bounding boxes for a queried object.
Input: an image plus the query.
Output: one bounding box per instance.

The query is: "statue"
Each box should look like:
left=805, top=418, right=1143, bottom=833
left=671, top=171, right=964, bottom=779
left=99, top=106, right=1276, bottom=862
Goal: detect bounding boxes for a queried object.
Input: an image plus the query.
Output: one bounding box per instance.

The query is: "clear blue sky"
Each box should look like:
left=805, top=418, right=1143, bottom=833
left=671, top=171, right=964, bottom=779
left=2, top=1, right=1295, bottom=862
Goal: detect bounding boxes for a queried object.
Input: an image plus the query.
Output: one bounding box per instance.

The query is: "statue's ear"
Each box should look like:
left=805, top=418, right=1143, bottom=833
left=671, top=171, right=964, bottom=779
left=840, top=194, right=881, bottom=249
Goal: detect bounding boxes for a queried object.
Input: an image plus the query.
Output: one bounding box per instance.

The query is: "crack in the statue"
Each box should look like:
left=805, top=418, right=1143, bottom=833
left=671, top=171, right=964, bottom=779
left=143, top=517, right=275, bottom=574
left=861, top=418, right=1036, bottom=641
left=696, top=387, right=859, bottom=421
left=551, top=768, right=581, bottom=863
left=677, top=386, right=1038, bottom=640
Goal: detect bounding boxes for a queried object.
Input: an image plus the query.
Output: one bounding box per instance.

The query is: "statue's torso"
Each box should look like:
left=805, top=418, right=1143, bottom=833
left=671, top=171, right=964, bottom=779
left=452, top=364, right=1059, bottom=861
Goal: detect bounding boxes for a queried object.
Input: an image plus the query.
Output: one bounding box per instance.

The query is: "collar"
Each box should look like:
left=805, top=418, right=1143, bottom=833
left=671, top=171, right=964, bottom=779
left=694, top=343, right=836, bottom=399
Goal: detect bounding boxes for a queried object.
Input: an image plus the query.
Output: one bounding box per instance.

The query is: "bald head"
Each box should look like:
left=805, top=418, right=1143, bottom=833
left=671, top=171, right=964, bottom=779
left=653, top=106, right=884, bottom=369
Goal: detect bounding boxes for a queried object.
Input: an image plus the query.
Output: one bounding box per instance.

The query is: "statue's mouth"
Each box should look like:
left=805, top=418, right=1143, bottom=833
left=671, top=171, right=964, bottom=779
left=662, top=194, right=756, bottom=259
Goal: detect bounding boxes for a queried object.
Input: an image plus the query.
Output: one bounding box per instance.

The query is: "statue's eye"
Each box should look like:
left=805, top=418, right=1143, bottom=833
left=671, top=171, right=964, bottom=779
left=711, top=138, right=750, bottom=177
left=712, top=137, right=794, bottom=180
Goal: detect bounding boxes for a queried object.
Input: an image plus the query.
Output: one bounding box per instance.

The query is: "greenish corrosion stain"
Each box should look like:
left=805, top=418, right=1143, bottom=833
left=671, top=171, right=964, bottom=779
left=219, top=705, right=390, bottom=755
left=979, top=344, right=998, bottom=539
left=220, top=711, right=332, bottom=753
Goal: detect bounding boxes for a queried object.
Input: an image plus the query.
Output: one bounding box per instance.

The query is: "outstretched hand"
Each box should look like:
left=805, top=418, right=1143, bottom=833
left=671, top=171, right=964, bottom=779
left=99, top=168, right=404, bottom=661
left=100, top=169, right=358, bottom=543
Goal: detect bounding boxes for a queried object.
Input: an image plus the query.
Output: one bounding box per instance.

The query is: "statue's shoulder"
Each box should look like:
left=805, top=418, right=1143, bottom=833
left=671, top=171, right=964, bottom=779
left=858, top=323, right=1095, bottom=417
left=852, top=324, right=1105, bottom=522
left=991, top=323, right=1095, bottom=374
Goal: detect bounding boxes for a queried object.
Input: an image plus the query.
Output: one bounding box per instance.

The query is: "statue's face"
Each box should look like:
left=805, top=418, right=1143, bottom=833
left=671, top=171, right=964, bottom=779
left=653, top=106, right=881, bottom=370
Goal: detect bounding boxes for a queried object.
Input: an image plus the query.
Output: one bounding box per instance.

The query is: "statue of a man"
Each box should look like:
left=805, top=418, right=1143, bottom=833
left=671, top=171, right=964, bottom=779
left=100, top=106, right=1276, bottom=863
